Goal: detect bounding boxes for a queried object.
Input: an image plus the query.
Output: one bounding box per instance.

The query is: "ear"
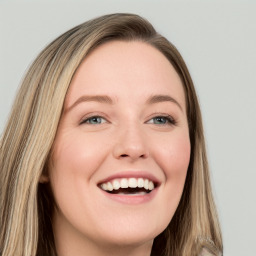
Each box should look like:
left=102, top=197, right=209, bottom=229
left=39, top=174, right=49, bottom=183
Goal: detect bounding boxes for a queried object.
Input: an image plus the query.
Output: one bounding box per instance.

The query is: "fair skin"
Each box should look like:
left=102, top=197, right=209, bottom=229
left=44, top=41, right=191, bottom=256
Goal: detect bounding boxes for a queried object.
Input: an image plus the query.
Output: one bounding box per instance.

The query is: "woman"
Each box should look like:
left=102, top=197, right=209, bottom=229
left=0, top=13, right=223, bottom=256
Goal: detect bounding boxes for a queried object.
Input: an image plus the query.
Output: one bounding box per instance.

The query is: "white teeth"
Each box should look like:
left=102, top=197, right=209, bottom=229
left=118, top=191, right=147, bottom=196
left=120, top=178, right=128, bottom=188
left=148, top=181, right=154, bottom=190
left=107, top=182, right=113, bottom=191
left=138, top=178, right=144, bottom=188
left=101, top=183, right=108, bottom=190
left=113, top=180, right=120, bottom=190
left=144, top=179, right=149, bottom=190
left=128, top=178, right=137, bottom=188
left=100, top=177, right=156, bottom=192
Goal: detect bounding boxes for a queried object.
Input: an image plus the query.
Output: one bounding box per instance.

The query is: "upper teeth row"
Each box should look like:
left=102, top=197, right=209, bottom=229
left=100, top=178, right=155, bottom=192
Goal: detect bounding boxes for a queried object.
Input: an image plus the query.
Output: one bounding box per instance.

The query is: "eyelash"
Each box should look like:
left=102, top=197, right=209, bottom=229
left=147, top=115, right=177, bottom=126
left=80, top=116, right=108, bottom=125
left=80, top=114, right=177, bottom=126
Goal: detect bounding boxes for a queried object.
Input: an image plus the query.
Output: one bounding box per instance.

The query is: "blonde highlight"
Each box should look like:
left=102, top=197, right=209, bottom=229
left=0, top=13, right=222, bottom=256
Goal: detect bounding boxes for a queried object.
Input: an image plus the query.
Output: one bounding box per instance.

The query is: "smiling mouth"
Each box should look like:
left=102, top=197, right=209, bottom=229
left=99, top=177, right=156, bottom=195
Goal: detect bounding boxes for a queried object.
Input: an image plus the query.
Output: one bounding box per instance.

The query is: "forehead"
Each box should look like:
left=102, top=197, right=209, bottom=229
left=65, top=40, right=186, bottom=108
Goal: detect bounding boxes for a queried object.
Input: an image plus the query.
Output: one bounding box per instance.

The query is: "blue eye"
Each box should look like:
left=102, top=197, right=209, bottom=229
left=81, top=115, right=175, bottom=126
left=81, top=116, right=107, bottom=125
left=148, top=116, right=176, bottom=125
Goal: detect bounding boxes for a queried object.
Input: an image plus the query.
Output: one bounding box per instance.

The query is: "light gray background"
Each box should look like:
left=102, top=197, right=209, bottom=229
left=0, top=1, right=255, bottom=255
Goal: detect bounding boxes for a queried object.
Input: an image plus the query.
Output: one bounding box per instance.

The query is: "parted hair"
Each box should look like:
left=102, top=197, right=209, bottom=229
left=0, top=13, right=222, bottom=256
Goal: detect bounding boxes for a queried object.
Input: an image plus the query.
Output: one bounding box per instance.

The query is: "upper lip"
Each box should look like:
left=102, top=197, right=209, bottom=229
left=97, top=171, right=161, bottom=186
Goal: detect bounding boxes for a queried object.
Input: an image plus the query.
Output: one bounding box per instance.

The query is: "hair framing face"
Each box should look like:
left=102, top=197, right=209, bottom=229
left=0, top=13, right=222, bottom=256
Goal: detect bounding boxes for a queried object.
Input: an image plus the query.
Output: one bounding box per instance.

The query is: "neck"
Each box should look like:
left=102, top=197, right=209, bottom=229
left=55, top=233, right=153, bottom=256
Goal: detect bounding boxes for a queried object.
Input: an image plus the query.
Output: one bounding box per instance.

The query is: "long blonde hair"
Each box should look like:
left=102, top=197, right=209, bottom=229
left=0, top=13, right=223, bottom=256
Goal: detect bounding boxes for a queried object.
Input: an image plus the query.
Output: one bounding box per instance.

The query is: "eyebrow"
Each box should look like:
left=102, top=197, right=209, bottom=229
left=65, top=94, right=183, bottom=113
left=146, top=94, right=183, bottom=112
left=65, top=95, right=114, bottom=113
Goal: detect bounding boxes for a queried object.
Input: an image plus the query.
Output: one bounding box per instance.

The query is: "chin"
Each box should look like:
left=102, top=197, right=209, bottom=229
left=92, top=216, right=167, bottom=247
left=96, top=231, right=156, bottom=249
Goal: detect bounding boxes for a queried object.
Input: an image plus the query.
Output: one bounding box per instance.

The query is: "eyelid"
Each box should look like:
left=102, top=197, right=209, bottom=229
left=79, top=113, right=109, bottom=125
left=146, top=114, right=177, bottom=125
left=79, top=112, right=177, bottom=126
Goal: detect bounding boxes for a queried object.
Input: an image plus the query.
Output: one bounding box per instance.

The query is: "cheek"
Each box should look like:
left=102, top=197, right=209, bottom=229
left=154, top=132, right=191, bottom=179
left=48, top=134, right=99, bottom=209
left=51, top=131, right=107, bottom=180
left=48, top=132, right=111, bottom=221
left=152, top=131, right=191, bottom=208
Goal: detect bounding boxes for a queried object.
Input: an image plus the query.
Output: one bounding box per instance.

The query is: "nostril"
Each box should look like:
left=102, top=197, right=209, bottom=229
left=120, top=153, right=146, bottom=158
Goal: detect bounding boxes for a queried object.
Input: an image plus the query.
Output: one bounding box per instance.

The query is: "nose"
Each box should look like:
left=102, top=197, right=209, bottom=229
left=112, top=124, right=149, bottom=161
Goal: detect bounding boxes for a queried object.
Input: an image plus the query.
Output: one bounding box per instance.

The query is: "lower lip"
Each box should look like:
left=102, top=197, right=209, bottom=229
left=100, top=188, right=158, bottom=204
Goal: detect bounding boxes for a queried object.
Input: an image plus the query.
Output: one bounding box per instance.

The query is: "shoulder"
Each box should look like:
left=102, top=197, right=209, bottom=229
left=199, top=248, right=214, bottom=256
left=199, top=248, right=222, bottom=256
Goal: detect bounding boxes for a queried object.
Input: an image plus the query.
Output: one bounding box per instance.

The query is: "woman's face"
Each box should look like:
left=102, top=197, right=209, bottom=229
left=48, top=41, right=191, bottom=253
